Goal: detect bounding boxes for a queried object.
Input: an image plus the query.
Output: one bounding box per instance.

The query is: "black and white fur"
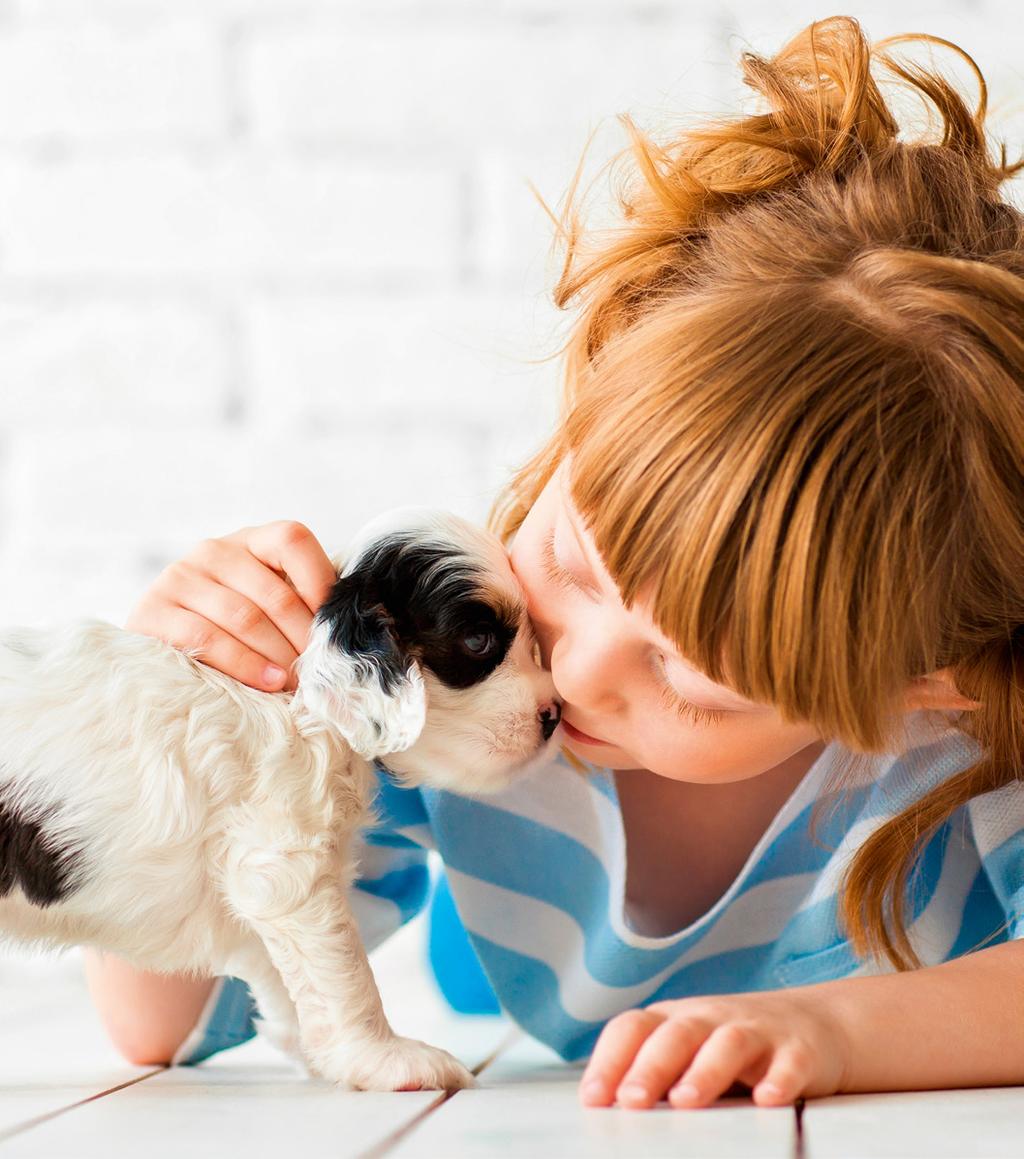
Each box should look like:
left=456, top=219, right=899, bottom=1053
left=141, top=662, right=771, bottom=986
left=0, top=509, right=560, bottom=1091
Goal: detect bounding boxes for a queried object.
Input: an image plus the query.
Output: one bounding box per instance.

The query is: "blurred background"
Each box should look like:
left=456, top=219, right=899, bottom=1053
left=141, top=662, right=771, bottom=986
left=0, top=0, right=1019, bottom=1034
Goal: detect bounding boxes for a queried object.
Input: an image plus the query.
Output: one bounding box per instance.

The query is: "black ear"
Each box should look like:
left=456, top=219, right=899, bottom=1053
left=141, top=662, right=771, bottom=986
left=294, top=565, right=426, bottom=758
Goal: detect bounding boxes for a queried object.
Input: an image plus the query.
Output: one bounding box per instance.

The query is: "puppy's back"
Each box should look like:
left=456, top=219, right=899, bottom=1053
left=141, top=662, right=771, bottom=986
left=0, top=620, right=254, bottom=792
left=0, top=622, right=275, bottom=945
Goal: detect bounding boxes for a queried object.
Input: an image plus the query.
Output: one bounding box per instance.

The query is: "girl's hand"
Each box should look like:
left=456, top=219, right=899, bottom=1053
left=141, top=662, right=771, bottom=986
left=126, top=521, right=337, bottom=693
left=580, top=989, right=851, bottom=1110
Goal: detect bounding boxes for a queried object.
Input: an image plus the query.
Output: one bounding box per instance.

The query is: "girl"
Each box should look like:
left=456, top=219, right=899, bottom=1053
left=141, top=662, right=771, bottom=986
left=86, top=16, right=1024, bottom=1111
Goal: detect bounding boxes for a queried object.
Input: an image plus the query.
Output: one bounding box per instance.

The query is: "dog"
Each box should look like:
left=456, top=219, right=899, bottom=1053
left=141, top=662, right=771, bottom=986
left=0, top=508, right=561, bottom=1091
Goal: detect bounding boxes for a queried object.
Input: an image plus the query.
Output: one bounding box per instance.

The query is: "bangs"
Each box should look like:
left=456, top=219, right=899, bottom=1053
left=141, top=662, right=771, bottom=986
left=564, top=286, right=945, bottom=751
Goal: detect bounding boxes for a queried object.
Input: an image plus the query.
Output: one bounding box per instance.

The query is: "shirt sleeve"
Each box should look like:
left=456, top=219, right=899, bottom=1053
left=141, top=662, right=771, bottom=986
left=173, top=766, right=434, bottom=1066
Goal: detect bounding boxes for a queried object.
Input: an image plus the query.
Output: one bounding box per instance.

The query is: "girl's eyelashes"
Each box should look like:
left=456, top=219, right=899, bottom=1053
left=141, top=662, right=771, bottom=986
left=652, top=653, right=729, bottom=727
left=541, top=527, right=584, bottom=594
left=657, top=682, right=728, bottom=727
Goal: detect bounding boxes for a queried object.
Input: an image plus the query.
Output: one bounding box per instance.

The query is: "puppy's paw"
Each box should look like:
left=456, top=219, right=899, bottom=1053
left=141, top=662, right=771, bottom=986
left=320, top=1035, right=476, bottom=1092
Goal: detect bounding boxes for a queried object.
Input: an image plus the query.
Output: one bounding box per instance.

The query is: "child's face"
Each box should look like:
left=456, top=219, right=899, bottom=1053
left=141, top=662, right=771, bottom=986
left=509, top=461, right=825, bottom=780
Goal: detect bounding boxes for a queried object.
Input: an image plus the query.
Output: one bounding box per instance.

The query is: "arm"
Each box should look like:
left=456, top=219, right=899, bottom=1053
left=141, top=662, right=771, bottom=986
left=84, top=950, right=215, bottom=1066
left=815, top=938, right=1024, bottom=1092
left=580, top=940, right=1024, bottom=1109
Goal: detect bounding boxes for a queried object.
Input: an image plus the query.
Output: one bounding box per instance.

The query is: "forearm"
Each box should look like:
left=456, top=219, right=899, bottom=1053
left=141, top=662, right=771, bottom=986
left=801, top=940, right=1024, bottom=1092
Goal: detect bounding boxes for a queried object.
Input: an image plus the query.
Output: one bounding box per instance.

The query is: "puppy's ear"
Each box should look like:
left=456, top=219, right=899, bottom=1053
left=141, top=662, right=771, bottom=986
left=295, top=579, right=426, bottom=759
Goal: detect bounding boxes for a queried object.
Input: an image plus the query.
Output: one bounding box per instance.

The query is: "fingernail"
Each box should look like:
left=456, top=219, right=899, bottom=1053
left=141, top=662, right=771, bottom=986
left=263, top=664, right=286, bottom=687
left=670, top=1082, right=700, bottom=1104
left=581, top=1080, right=607, bottom=1104
left=757, top=1082, right=785, bottom=1102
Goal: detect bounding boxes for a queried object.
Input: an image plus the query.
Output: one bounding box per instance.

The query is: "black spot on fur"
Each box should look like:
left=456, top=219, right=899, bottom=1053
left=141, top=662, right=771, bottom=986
left=319, top=534, right=520, bottom=693
left=0, top=797, right=81, bottom=907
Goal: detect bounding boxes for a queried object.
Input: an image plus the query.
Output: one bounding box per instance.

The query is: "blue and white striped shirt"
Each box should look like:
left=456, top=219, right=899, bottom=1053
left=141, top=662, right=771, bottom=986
left=175, top=712, right=1023, bottom=1065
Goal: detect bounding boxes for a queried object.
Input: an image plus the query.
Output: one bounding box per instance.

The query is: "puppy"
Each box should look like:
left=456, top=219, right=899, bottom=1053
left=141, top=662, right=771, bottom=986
left=0, top=509, right=560, bottom=1091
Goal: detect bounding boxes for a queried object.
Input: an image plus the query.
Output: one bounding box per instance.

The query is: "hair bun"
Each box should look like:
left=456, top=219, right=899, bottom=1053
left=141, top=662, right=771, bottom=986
left=608, top=15, right=1015, bottom=229
left=735, top=15, right=900, bottom=178
left=549, top=14, right=1021, bottom=359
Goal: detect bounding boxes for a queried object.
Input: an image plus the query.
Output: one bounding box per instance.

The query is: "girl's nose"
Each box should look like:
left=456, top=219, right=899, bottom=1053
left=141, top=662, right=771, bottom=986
left=550, top=633, right=627, bottom=716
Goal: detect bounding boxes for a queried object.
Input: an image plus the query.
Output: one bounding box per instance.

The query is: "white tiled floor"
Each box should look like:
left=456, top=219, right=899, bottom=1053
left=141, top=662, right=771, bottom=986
left=2, top=936, right=1023, bottom=1158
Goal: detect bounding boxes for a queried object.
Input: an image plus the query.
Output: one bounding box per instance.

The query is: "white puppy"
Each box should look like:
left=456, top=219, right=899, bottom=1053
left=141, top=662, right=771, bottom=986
left=0, top=509, right=560, bottom=1091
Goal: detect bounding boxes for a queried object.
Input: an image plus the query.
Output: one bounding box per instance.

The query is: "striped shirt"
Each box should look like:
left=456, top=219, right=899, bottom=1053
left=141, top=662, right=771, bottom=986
left=174, top=711, right=1022, bottom=1066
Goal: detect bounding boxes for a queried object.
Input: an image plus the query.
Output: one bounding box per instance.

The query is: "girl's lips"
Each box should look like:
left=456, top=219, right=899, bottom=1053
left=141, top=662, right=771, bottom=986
left=561, top=718, right=610, bottom=746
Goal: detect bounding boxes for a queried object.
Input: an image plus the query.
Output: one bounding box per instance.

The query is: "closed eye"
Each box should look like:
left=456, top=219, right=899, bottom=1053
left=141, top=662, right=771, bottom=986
left=656, top=683, right=728, bottom=726
left=541, top=528, right=597, bottom=597
left=652, top=653, right=729, bottom=727
left=541, top=528, right=578, bottom=589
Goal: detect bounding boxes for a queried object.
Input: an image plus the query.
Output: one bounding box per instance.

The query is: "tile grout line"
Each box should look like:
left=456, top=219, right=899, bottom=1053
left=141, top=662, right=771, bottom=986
left=793, top=1096, right=806, bottom=1159
left=356, top=1026, right=522, bottom=1159
left=0, top=1067, right=166, bottom=1146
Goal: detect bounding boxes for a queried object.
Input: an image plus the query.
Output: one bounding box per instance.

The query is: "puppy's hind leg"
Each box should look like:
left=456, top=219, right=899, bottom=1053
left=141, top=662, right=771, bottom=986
left=224, top=828, right=474, bottom=1093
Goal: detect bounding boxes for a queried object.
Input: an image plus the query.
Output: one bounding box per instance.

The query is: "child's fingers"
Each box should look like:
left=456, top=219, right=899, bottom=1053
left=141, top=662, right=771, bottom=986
left=178, top=540, right=320, bottom=660
left=126, top=521, right=339, bottom=693
left=579, top=1009, right=664, bottom=1107
left=752, top=1043, right=812, bottom=1106
left=668, top=1024, right=769, bottom=1109
left=224, top=521, right=337, bottom=621
left=613, top=1018, right=705, bottom=1108
left=145, top=603, right=294, bottom=692
left=161, top=569, right=300, bottom=677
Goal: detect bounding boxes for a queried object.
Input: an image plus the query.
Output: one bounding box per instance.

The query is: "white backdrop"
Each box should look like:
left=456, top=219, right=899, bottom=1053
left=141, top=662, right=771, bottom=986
left=0, top=0, right=1019, bottom=996
left=0, top=0, right=1019, bottom=626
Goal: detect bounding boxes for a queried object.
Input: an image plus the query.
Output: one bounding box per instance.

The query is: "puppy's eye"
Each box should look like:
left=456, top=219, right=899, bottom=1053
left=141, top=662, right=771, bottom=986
left=461, top=629, right=497, bottom=656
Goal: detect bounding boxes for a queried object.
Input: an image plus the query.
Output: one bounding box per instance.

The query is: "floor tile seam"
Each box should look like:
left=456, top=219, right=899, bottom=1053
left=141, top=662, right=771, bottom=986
left=0, top=1067, right=165, bottom=1146
left=355, top=1027, right=522, bottom=1159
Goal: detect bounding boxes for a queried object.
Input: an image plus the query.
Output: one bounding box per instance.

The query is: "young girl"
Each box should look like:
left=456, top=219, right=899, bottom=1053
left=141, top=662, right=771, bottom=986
left=86, top=15, right=1024, bottom=1111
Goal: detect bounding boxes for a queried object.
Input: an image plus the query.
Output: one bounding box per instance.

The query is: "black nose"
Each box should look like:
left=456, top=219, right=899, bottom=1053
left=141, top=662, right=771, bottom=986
left=539, top=702, right=561, bottom=742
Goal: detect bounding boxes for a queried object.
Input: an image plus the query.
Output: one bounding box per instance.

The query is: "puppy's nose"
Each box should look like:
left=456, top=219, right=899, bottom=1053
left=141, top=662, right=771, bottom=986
left=539, top=702, right=561, bottom=742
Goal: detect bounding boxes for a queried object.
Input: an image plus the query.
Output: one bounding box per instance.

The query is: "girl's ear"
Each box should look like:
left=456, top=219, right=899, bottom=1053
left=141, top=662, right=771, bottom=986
left=902, top=668, right=982, bottom=714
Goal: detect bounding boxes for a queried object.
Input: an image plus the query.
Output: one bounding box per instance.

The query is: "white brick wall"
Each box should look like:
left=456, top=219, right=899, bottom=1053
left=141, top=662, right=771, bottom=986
left=0, top=0, right=1017, bottom=633
left=241, top=21, right=730, bottom=153
left=0, top=24, right=226, bottom=144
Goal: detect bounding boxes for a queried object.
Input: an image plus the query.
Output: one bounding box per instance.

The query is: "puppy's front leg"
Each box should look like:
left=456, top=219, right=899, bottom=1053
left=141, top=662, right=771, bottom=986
left=224, top=830, right=474, bottom=1092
